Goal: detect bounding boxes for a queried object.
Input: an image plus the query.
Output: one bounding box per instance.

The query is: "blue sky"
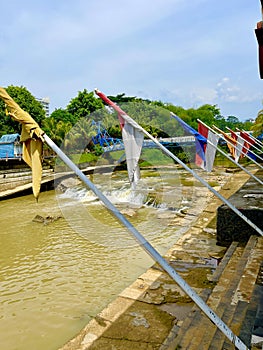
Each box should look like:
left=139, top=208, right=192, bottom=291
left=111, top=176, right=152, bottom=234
left=1, top=0, right=262, bottom=121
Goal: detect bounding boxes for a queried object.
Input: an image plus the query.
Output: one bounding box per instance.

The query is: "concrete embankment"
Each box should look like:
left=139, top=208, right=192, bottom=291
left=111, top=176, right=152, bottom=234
left=0, top=164, right=114, bottom=200
left=58, top=169, right=263, bottom=350
left=1, top=164, right=262, bottom=349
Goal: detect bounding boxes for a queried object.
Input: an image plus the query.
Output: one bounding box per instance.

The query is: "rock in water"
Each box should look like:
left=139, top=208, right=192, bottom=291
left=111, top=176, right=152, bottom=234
left=32, top=215, right=62, bottom=225
left=32, top=215, right=45, bottom=223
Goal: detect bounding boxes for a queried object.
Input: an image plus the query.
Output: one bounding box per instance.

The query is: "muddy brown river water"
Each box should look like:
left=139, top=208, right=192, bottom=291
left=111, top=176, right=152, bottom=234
left=0, top=167, right=229, bottom=350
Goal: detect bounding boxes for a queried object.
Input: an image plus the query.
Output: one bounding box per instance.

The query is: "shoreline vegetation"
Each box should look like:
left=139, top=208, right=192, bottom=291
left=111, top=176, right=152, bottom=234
left=0, top=150, right=245, bottom=195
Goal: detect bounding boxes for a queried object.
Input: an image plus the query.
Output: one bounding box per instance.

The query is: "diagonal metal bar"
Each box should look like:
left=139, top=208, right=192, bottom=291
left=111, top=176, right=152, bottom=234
left=43, top=132, right=248, bottom=350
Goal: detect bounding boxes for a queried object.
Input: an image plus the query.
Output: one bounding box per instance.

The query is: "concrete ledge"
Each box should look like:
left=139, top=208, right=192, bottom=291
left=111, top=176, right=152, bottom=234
left=217, top=170, right=263, bottom=246
left=58, top=169, right=255, bottom=350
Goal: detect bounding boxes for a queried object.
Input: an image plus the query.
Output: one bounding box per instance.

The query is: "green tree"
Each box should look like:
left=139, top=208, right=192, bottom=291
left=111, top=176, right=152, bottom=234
left=106, top=93, right=138, bottom=103
left=42, top=117, right=72, bottom=146
left=214, top=114, right=227, bottom=130
left=66, top=89, right=104, bottom=120
left=164, top=103, right=221, bottom=134
left=225, top=115, right=242, bottom=131
left=251, top=109, right=263, bottom=136
left=50, top=108, right=77, bottom=125
left=0, top=85, right=46, bottom=136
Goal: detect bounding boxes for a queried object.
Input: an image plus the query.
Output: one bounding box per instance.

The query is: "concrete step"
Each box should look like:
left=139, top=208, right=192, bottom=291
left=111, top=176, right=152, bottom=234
left=169, top=242, right=238, bottom=349
left=172, top=236, right=262, bottom=350
left=170, top=241, right=242, bottom=349
left=224, top=238, right=263, bottom=348
left=186, top=243, right=246, bottom=349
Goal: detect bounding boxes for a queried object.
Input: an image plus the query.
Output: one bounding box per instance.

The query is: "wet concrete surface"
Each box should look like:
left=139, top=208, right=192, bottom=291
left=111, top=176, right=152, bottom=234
left=58, top=169, right=261, bottom=350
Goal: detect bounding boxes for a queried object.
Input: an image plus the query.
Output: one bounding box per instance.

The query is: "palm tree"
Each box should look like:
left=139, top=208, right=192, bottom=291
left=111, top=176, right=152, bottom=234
left=42, top=117, right=72, bottom=146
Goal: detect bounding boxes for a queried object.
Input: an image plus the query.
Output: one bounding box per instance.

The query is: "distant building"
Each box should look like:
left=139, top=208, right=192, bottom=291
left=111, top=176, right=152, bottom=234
left=0, top=134, right=22, bottom=159
left=36, top=97, right=50, bottom=117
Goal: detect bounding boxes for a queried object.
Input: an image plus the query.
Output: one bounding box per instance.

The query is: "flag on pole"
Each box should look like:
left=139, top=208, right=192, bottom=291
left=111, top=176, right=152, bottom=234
left=198, top=121, right=220, bottom=172
left=95, top=90, right=144, bottom=188
left=228, top=128, right=258, bottom=162
left=212, top=125, right=237, bottom=159
left=240, top=131, right=256, bottom=154
left=170, top=114, right=207, bottom=169
left=0, top=87, right=44, bottom=200
left=117, top=112, right=144, bottom=188
left=228, top=128, right=244, bottom=162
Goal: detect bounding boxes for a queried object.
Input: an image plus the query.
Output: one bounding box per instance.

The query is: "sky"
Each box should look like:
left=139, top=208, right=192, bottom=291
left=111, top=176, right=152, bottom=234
left=1, top=0, right=262, bottom=121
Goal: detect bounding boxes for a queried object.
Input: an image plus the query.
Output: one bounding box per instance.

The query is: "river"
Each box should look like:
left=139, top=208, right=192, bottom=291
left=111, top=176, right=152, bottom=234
left=0, top=166, right=228, bottom=350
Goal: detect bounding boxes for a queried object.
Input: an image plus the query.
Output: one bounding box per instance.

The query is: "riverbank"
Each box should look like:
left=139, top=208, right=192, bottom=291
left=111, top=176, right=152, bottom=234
left=1, top=164, right=261, bottom=349
left=58, top=167, right=262, bottom=349
left=0, top=164, right=115, bottom=200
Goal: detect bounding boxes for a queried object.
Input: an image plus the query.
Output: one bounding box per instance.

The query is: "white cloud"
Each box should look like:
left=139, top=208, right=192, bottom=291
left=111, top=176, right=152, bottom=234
left=216, top=77, right=261, bottom=103
left=1, top=0, right=262, bottom=121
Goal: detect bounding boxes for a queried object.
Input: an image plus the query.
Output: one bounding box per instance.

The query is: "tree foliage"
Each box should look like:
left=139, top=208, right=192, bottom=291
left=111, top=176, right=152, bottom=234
left=49, top=108, right=77, bottom=125
left=66, top=89, right=104, bottom=120
left=0, top=85, right=46, bottom=136
left=0, top=87, right=257, bottom=152
left=251, top=109, right=263, bottom=136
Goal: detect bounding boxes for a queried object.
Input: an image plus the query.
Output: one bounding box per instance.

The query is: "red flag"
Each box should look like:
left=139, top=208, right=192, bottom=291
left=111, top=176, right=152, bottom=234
left=240, top=131, right=256, bottom=156
left=95, top=90, right=144, bottom=188
left=198, top=122, right=220, bottom=172
left=226, top=128, right=245, bottom=162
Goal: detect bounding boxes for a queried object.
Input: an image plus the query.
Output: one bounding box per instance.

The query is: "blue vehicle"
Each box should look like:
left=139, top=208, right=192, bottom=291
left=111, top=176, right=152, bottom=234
left=0, top=133, right=22, bottom=159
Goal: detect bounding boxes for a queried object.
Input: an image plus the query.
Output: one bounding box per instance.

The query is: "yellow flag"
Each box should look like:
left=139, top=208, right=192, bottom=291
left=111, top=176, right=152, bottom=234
left=0, top=87, right=44, bottom=200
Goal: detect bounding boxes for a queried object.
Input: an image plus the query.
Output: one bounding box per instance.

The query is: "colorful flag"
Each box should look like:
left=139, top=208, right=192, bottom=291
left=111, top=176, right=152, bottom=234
left=0, top=87, right=44, bottom=200
left=171, top=114, right=207, bottom=169
left=213, top=125, right=237, bottom=160
left=228, top=128, right=257, bottom=162
left=198, top=122, right=220, bottom=172
left=95, top=90, right=144, bottom=188
left=240, top=131, right=256, bottom=155
left=228, top=128, right=244, bottom=162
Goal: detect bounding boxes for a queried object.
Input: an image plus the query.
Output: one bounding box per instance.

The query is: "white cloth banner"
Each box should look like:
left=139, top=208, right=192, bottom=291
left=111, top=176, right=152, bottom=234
left=121, top=119, right=144, bottom=188
left=205, top=131, right=220, bottom=172
left=235, top=136, right=245, bottom=162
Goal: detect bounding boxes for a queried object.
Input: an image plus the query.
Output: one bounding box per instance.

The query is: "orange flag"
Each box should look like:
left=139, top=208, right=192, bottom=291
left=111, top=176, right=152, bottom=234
left=212, top=125, right=237, bottom=159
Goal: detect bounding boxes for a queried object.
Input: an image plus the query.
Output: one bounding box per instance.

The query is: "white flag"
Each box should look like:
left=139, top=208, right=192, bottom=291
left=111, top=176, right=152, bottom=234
left=205, top=131, right=220, bottom=172
left=198, top=122, right=219, bottom=172
left=119, top=114, right=144, bottom=188
left=235, top=135, right=245, bottom=162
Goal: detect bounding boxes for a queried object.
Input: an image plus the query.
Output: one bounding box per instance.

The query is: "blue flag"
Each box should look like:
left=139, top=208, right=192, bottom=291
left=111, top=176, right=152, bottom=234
left=171, top=114, right=207, bottom=167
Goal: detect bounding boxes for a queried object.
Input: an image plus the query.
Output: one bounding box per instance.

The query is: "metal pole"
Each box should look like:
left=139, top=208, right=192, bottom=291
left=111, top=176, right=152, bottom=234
left=213, top=125, right=263, bottom=170
left=197, top=120, right=263, bottom=186
left=95, top=89, right=262, bottom=237
left=225, top=126, right=263, bottom=162
left=42, top=133, right=248, bottom=350
left=243, top=129, right=263, bottom=148
left=235, top=129, right=263, bottom=154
